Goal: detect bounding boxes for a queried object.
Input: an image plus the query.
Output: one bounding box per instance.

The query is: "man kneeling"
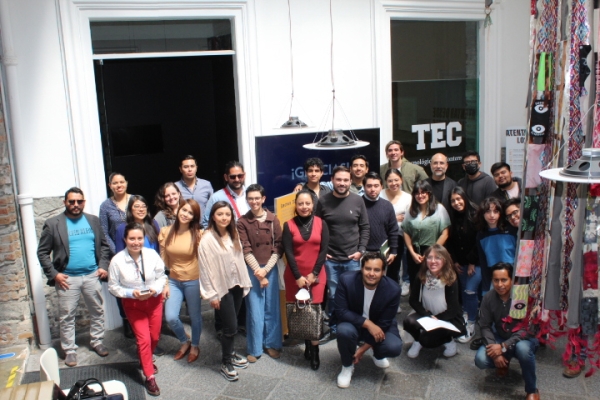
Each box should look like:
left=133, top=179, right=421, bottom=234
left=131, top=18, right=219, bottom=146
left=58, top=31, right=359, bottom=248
left=474, top=263, right=540, bottom=400
left=333, top=252, right=402, bottom=388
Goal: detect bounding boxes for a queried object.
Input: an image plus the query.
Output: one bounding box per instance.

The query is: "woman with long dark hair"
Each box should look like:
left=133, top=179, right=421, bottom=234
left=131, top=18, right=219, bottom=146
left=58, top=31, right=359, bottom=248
left=115, top=195, right=159, bottom=253
left=108, top=222, right=167, bottom=396
left=154, top=182, right=185, bottom=228
left=158, top=199, right=202, bottom=363
left=402, top=180, right=450, bottom=284
left=99, top=172, right=131, bottom=255
left=282, top=190, right=329, bottom=370
left=476, top=197, right=517, bottom=296
left=403, top=244, right=466, bottom=359
left=199, top=201, right=252, bottom=382
left=447, top=187, right=481, bottom=343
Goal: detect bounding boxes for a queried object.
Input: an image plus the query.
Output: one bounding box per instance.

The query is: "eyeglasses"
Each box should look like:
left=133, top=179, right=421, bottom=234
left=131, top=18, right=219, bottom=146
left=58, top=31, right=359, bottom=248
left=229, top=174, right=245, bottom=180
left=67, top=200, right=85, bottom=205
left=462, top=160, right=479, bottom=166
left=415, top=191, right=429, bottom=197
left=132, top=204, right=147, bottom=210
left=426, top=255, right=443, bottom=262
left=506, top=210, right=520, bottom=220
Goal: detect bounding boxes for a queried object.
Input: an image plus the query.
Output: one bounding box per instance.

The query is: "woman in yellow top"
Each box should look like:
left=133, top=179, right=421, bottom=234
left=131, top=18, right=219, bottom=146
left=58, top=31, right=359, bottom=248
left=158, top=199, right=202, bottom=363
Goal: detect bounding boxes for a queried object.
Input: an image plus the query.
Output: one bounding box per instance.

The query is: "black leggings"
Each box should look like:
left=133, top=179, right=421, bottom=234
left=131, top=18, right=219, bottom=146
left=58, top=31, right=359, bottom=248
left=403, top=313, right=454, bottom=348
left=216, top=286, right=244, bottom=363
left=386, top=236, right=406, bottom=283
left=406, top=246, right=430, bottom=284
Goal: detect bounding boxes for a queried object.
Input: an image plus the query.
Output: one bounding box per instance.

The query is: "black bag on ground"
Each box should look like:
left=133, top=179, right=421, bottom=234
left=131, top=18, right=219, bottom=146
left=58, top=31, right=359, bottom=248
left=66, top=378, right=124, bottom=400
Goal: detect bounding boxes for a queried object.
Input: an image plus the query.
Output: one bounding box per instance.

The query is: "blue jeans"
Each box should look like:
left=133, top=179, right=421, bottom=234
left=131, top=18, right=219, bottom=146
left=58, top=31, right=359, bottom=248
left=458, top=265, right=482, bottom=322
left=325, top=258, right=360, bottom=333
left=337, top=322, right=402, bottom=367
left=401, top=247, right=409, bottom=283
left=165, top=278, right=202, bottom=346
left=245, top=266, right=282, bottom=357
left=475, top=335, right=539, bottom=394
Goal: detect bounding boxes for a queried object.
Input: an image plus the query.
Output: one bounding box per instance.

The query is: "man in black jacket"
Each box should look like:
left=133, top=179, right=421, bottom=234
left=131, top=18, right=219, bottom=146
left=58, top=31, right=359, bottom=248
left=333, top=252, right=402, bottom=388
left=37, top=187, right=111, bottom=366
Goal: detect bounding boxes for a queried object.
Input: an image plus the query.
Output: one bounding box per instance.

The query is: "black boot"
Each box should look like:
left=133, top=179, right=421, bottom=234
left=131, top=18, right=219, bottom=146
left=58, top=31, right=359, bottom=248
left=304, top=340, right=312, bottom=360
left=123, top=318, right=134, bottom=339
left=310, top=345, right=320, bottom=370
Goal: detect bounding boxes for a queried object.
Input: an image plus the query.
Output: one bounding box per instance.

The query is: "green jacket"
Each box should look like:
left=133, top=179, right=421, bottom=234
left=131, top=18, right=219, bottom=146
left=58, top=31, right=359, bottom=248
left=380, top=158, right=428, bottom=193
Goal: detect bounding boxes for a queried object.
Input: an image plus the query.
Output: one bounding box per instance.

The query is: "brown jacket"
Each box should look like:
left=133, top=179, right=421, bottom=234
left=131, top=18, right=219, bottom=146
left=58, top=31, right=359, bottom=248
left=237, top=209, right=283, bottom=264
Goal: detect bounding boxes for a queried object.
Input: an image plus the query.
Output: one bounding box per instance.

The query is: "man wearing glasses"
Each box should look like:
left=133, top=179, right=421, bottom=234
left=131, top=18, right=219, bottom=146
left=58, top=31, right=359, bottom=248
left=457, top=150, right=497, bottom=206
left=175, top=155, right=214, bottom=213
left=504, top=198, right=521, bottom=229
left=37, top=187, right=111, bottom=367
left=201, top=161, right=249, bottom=228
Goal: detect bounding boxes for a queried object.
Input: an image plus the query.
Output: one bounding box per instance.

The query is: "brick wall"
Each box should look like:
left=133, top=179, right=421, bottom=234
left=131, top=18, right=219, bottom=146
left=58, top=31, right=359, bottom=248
left=0, top=97, right=33, bottom=347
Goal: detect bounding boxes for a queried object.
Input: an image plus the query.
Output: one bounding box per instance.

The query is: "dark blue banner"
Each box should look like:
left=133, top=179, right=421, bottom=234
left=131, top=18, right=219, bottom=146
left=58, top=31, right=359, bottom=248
left=255, top=128, right=381, bottom=209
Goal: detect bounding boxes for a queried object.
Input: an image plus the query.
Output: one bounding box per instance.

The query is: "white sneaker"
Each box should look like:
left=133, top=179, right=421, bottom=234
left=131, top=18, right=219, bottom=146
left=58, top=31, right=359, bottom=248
left=443, top=340, right=457, bottom=357
left=397, top=304, right=402, bottom=314
left=407, top=341, right=422, bottom=358
left=373, top=357, right=389, bottom=368
left=457, top=321, right=475, bottom=344
left=337, top=365, right=354, bottom=388
left=401, top=281, right=410, bottom=296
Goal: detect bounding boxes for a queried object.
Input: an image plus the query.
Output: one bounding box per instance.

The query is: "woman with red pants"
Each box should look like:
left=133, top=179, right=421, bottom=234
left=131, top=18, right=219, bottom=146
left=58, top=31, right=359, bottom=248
left=109, top=222, right=167, bottom=396
left=282, top=190, right=329, bottom=370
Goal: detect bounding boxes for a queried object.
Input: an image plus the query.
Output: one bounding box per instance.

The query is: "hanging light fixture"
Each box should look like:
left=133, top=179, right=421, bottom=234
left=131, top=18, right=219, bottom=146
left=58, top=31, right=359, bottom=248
left=279, top=0, right=308, bottom=129
left=539, top=148, right=600, bottom=183
left=303, top=0, right=369, bottom=150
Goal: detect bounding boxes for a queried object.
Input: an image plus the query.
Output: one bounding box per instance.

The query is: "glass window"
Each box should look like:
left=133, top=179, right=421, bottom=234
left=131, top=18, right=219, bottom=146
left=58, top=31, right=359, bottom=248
left=90, top=20, right=232, bottom=54
left=391, top=20, right=479, bottom=180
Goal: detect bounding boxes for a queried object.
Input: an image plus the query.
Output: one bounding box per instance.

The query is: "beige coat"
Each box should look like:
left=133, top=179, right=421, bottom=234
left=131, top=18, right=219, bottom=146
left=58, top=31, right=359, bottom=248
left=198, top=229, right=252, bottom=302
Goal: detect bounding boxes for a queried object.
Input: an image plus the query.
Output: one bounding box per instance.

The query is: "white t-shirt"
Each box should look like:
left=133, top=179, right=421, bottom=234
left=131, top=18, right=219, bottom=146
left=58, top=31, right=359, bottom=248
left=363, top=287, right=376, bottom=319
left=505, top=184, right=520, bottom=199
left=380, top=190, right=412, bottom=235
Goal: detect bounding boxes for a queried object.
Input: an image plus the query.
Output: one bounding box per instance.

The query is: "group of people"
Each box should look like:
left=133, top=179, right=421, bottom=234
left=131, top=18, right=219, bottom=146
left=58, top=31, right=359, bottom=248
left=36, top=142, right=540, bottom=400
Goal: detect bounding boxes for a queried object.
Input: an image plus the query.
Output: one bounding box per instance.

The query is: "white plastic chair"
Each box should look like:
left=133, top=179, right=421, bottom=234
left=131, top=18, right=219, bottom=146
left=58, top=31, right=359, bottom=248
left=39, top=348, right=128, bottom=400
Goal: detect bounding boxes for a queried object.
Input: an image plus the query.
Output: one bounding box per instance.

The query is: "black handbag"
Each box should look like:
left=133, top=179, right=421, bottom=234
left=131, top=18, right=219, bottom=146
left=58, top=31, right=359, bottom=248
left=66, top=378, right=124, bottom=400
left=286, top=287, right=323, bottom=341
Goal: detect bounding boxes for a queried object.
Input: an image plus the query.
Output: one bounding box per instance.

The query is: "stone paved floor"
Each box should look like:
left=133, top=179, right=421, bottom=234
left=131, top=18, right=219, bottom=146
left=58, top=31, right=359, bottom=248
left=22, top=297, right=600, bottom=400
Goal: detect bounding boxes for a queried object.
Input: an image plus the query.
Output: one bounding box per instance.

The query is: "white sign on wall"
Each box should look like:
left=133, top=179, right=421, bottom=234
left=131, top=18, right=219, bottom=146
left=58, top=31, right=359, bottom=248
left=505, top=127, right=526, bottom=179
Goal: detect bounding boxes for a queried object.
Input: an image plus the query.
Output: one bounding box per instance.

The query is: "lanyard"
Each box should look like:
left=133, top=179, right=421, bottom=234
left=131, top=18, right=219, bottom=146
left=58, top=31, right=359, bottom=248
left=224, top=188, right=241, bottom=218
left=132, top=252, right=146, bottom=284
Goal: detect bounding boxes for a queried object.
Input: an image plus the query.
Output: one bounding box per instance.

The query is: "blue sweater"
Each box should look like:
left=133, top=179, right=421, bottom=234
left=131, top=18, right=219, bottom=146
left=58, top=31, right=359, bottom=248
left=476, top=227, right=516, bottom=269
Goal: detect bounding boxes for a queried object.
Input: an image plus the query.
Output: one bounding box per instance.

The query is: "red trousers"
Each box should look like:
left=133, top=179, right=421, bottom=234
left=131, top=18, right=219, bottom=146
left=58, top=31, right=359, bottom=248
left=122, top=295, right=163, bottom=378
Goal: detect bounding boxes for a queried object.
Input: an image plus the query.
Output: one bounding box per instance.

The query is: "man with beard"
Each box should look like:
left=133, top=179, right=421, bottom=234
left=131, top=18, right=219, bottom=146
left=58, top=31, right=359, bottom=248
left=201, top=161, right=249, bottom=228
left=317, top=166, right=370, bottom=339
left=457, top=150, right=497, bottom=206
left=37, top=187, right=111, bottom=367
left=349, top=155, right=369, bottom=195
left=293, top=155, right=369, bottom=196
left=175, top=155, right=214, bottom=213
left=490, top=162, right=522, bottom=201
left=426, top=153, right=456, bottom=211
left=334, top=252, right=402, bottom=388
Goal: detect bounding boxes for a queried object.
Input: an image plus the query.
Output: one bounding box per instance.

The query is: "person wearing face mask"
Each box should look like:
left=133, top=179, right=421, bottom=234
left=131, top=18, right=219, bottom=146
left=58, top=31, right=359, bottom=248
left=457, top=151, right=497, bottom=207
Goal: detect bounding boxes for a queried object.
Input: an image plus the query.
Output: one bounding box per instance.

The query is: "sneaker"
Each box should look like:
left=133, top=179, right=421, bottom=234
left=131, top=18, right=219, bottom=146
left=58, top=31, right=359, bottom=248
left=145, top=377, right=160, bottom=396
left=319, top=330, right=337, bottom=344
left=373, top=357, right=390, bottom=368
left=247, top=355, right=260, bottom=363
left=93, top=344, right=109, bottom=357
left=231, top=352, right=249, bottom=369
left=401, top=281, right=410, bottom=296
left=220, top=362, right=239, bottom=381
left=337, top=365, right=354, bottom=388
left=563, top=360, right=582, bottom=378
left=457, top=321, right=475, bottom=343
left=397, top=304, right=402, bottom=314
left=407, top=341, right=422, bottom=358
left=470, top=337, right=484, bottom=350
left=443, top=340, right=457, bottom=357
left=265, top=348, right=281, bottom=359
left=64, top=353, right=77, bottom=367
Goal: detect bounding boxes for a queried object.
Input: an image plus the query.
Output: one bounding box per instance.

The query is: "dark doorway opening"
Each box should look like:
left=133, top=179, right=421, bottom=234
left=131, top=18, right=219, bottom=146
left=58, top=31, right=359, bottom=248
left=94, top=56, right=238, bottom=212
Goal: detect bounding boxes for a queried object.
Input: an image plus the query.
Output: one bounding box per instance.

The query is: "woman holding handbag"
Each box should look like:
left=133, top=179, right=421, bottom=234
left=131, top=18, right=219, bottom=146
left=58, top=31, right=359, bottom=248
left=108, top=222, right=167, bottom=396
left=199, top=201, right=253, bottom=382
left=282, top=190, right=329, bottom=370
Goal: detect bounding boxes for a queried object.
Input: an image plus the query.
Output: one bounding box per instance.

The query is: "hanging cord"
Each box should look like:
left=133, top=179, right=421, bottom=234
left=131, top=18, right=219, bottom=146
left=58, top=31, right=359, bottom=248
left=287, top=0, right=295, bottom=119
left=329, top=0, right=336, bottom=131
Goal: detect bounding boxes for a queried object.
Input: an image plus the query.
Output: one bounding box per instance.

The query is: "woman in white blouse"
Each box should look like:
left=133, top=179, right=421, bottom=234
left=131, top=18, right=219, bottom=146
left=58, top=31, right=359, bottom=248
left=108, top=222, right=167, bottom=397
left=199, top=201, right=252, bottom=382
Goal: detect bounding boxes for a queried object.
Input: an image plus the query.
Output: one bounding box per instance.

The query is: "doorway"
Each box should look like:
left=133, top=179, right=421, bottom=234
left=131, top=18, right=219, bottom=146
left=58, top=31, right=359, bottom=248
left=93, top=55, right=239, bottom=210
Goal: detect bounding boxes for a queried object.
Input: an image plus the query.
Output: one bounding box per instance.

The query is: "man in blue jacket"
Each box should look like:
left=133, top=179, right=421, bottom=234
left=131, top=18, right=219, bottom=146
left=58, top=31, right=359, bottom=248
left=333, top=252, right=402, bottom=388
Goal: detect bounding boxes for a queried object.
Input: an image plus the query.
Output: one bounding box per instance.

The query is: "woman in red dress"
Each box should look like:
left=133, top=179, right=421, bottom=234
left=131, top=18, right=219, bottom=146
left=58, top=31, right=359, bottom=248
left=283, top=190, right=329, bottom=370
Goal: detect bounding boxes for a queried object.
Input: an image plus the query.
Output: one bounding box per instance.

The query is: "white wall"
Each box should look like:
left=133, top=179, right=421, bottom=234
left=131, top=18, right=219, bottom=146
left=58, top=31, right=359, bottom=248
left=2, top=0, right=532, bottom=206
